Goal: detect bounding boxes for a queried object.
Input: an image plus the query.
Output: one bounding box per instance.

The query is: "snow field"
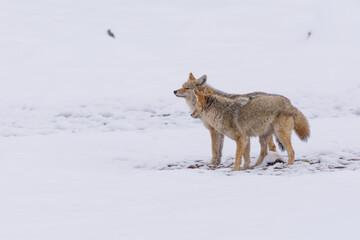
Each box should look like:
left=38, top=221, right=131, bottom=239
left=1, top=0, right=360, bottom=239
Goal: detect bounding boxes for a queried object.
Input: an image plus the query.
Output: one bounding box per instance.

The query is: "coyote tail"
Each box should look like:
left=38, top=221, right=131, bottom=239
left=293, top=107, right=310, bottom=141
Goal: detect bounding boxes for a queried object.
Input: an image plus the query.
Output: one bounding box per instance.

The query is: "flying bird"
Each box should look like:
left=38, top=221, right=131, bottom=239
left=107, top=29, right=115, bottom=39
left=307, top=31, right=312, bottom=39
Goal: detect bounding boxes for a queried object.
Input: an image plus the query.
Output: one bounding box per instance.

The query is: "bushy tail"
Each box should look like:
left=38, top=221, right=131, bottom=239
left=293, top=107, right=310, bottom=141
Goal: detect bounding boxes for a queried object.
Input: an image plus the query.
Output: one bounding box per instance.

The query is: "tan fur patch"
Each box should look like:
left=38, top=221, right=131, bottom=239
left=204, top=88, right=214, bottom=95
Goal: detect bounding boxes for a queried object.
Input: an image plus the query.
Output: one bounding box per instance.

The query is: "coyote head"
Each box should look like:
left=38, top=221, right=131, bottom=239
left=173, top=73, right=207, bottom=98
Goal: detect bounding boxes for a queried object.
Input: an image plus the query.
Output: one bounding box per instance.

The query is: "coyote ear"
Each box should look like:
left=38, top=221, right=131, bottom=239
left=196, top=75, right=207, bottom=86
left=193, top=89, right=200, bottom=99
left=189, top=72, right=195, bottom=80
left=193, top=89, right=206, bottom=104
left=204, top=87, right=214, bottom=95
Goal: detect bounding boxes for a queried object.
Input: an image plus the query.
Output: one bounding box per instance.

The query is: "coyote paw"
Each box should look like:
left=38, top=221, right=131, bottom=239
left=207, top=163, right=220, bottom=168
left=232, top=166, right=248, bottom=171
left=253, top=163, right=261, bottom=168
left=207, top=159, right=220, bottom=166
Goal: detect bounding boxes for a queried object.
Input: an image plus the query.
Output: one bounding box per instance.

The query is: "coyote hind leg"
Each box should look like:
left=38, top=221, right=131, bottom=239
left=274, top=117, right=295, bottom=165
left=268, top=136, right=276, bottom=152
left=254, top=134, right=272, bottom=167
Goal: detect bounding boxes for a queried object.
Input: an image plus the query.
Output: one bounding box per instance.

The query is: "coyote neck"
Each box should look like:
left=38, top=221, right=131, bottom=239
left=201, top=97, right=236, bottom=137
left=186, top=92, right=197, bottom=111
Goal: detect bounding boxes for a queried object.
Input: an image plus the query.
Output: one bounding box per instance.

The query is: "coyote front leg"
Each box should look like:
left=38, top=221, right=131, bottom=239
left=233, top=136, right=249, bottom=171
left=208, top=126, right=224, bottom=165
left=243, top=141, right=250, bottom=169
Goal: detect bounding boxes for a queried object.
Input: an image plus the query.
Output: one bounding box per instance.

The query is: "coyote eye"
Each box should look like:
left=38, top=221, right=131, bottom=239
left=184, top=88, right=190, bottom=90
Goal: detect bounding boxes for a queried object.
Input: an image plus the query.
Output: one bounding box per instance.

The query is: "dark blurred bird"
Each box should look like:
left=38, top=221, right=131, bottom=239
left=107, top=29, right=115, bottom=39
left=307, top=31, right=312, bottom=39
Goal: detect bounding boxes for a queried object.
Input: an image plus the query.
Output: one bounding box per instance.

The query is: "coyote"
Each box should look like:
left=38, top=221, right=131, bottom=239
left=174, top=73, right=277, bottom=165
left=192, top=89, right=310, bottom=170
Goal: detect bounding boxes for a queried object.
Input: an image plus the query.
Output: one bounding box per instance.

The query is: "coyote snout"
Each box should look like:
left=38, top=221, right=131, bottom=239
left=173, top=90, right=183, bottom=97
left=190, top=109, right=200, bottom=119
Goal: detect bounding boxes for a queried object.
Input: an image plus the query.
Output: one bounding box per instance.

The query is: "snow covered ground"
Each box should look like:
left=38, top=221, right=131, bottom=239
left=1, top=0, right=360, bottom=239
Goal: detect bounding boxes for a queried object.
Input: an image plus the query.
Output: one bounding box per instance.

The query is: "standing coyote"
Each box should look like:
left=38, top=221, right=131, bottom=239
left=192, top=89, right=310, bottom=170
left=174, top=73, right=277, bottom=165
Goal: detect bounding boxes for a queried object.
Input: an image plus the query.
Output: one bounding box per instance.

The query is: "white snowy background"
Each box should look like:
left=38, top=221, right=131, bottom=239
left=1, top=0, right=360, bottom=239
